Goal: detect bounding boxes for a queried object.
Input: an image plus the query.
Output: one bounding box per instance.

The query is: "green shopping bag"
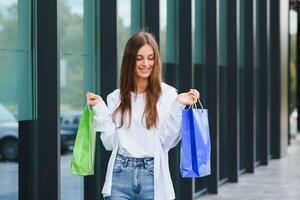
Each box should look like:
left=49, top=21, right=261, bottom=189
left=70, top=106, right=96, bottom=176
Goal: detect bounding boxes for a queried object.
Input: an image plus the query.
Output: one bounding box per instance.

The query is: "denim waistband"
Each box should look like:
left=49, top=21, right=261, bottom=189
left=115, top=153, right=154, bottom=169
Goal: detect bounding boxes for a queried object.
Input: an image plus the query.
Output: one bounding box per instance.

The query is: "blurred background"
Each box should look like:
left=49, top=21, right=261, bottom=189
left=0, top=0, right=298, bottom=200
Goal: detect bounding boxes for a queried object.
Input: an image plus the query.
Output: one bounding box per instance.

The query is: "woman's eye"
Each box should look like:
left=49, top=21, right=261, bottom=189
left=136, top=57, right=143, bottom=61
left=148, top=56, right=154, bottom=60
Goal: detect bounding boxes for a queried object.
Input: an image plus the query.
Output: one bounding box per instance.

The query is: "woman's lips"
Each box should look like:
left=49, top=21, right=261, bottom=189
left=138, top=67, right=151, bottom=73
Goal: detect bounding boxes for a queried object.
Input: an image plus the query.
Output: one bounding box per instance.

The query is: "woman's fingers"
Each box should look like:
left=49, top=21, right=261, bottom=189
left=86, top=92, right=102, bottom=106
left=189, top=89, right=200, bottom=99
left=86, top=92, right=96, bottom=98
left=87, top=92, right=99, bottom=100
left=187, top=89, right=200, bottom=105
left=188, top=90, right=198, bottom=99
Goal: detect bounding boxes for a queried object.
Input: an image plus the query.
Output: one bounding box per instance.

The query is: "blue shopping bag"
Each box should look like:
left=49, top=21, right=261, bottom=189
left=180, top=100, right=211, bottom=178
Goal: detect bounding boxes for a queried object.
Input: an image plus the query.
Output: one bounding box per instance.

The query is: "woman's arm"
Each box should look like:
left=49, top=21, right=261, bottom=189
left=159, top=89, right=199, bottom=150
left=159, top=97, right=186, bottom=150
left=90, top=92, right=119, bottom=151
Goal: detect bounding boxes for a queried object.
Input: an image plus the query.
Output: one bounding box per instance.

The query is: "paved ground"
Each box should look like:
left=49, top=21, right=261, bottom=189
left=198, top=135, right=300, bottom=200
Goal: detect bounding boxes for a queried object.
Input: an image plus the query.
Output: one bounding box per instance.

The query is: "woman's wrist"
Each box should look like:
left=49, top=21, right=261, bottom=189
left=175, top=95, right=185, bottom=105
left=91, top=99, right=102, bottom=107
left=173, top=98, right=186, bottom=112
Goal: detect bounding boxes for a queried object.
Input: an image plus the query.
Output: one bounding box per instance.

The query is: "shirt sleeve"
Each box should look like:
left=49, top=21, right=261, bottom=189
left=159, top=90, right=186, bottom=150
left=92, top=92, right=118, bottom=151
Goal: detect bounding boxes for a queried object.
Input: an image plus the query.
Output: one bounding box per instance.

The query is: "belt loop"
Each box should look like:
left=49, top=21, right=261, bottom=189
left=142, top=159, right=146, bottom=169
left=123, top=157, right=128, bottom=168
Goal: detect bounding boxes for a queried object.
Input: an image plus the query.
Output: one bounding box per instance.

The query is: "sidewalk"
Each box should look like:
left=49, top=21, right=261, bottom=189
left=198, top=135, right=300, bottom=200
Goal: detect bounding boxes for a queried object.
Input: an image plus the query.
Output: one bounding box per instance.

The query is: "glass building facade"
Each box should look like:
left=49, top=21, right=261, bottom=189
left=0, top=0, right=295, bottom=200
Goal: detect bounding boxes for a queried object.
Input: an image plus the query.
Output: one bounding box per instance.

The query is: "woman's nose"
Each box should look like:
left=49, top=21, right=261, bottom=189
left=143, top=58, right=149, bottom=66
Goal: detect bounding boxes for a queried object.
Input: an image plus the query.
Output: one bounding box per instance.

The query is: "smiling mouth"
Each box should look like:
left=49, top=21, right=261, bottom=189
left=138, top=67, right=151, bottom=72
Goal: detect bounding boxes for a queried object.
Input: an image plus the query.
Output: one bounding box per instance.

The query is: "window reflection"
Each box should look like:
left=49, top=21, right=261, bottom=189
left=0, top=104, right=18, bottom=199
left=59, top=0, right=87, bottom=199
left=0, top=0, right=30, bottom=199
left=160, top=0, right=167, bottom=62
left=117, top=0, right=131, bottom=82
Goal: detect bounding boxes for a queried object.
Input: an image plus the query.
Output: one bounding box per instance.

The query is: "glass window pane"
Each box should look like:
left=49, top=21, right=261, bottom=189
left=218, top=0, right=229, bottom=181
left=193, top=0, right=208, bottom=193
left=117, top=0, right=131, bottom=83
left=0, top=1, right=18, bottom=49
left=160, top=0, right=179, bottom=85
left=165, top=0, right=178, bottom=64
left=289, top=9, right=297, bottom=139
left=59, top=0, right=96, bottom=199
left=131, top=0, right=141, bottom=34
left=0, top=0, right=32, bottom=199
left=160, top=0, right=167, bottom=62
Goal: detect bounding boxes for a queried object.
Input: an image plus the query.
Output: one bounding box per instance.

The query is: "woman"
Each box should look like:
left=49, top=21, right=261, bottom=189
left=86, top=31, right=199, bottom=200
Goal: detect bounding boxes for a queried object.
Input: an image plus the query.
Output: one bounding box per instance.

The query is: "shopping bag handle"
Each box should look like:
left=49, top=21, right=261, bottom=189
left=188, top=98, right=204, bottom=110
left=85, top=104, right=91, bottom=110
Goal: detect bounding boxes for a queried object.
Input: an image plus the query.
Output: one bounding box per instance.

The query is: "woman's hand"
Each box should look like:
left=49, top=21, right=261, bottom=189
left=86, top=92, right=102, bottom=106
left=176, top=89, right=200, bottom=106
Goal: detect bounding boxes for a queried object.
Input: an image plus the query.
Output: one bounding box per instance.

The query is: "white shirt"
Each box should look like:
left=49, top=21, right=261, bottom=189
left=92, top=82, right=186, bottom=200
left=116, top=91, right=155, bottom=158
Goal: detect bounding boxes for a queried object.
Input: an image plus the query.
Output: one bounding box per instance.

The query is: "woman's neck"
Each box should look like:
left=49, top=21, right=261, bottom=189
left=135, top=78, right=148, bottom=93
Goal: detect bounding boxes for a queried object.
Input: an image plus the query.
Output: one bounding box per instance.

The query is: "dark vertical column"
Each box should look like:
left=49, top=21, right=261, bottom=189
left=227, top=0, right=239, bottom=182
left=269, top=0, right=281, bottom=158
left=256, top=0, right=269, bottom=165
left=84, top=139, right=103, bottom=200
left=36, top=0, right=59, bottom=199
left=253, top=0, right=258, bottom=164
left=19, top=121, right=34, bottom=200
left=172, top=0, right=193, bottom=199
left=99, top=0, right=117, bottom=100
left=144, top=0, right=160, bottom=43
left=93, top=1, right=117, bottom=200
left=238, top=0, right=246, bottom=171
left=178, top=0, right=192, bottom=92
left=244, top=0, right=255, bottom=173
left=266, top=0, right=272, bottom=158
left=204, top=0, right=219, bottom=194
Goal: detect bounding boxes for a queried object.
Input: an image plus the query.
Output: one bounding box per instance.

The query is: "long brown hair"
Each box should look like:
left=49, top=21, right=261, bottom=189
left=113, top=31, right=162, bottom=129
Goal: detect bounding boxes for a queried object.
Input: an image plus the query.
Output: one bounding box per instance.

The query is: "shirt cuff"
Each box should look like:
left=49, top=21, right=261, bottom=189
left=92, top=100, right=109, bottom=117
left=172, top=99, right=186, bottom=112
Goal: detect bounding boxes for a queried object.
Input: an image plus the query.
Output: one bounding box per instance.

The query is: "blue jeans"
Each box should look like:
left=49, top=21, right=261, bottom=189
left=104, top=154, right=154, bottom=200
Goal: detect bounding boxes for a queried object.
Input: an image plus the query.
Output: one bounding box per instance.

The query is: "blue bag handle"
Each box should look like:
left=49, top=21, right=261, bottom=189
left=188, top=98, right=203, bottom=110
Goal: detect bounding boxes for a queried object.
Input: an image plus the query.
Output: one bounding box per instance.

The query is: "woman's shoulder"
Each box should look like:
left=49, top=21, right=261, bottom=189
left=161, top=82, right=178, bottom=96
left=107, top=89, right=120, bottom=103
left=160, top=82, right=178, bottom=102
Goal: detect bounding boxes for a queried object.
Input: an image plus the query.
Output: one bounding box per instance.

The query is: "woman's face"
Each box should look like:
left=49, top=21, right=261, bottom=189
left=135, top=44, right=155, bottom=81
